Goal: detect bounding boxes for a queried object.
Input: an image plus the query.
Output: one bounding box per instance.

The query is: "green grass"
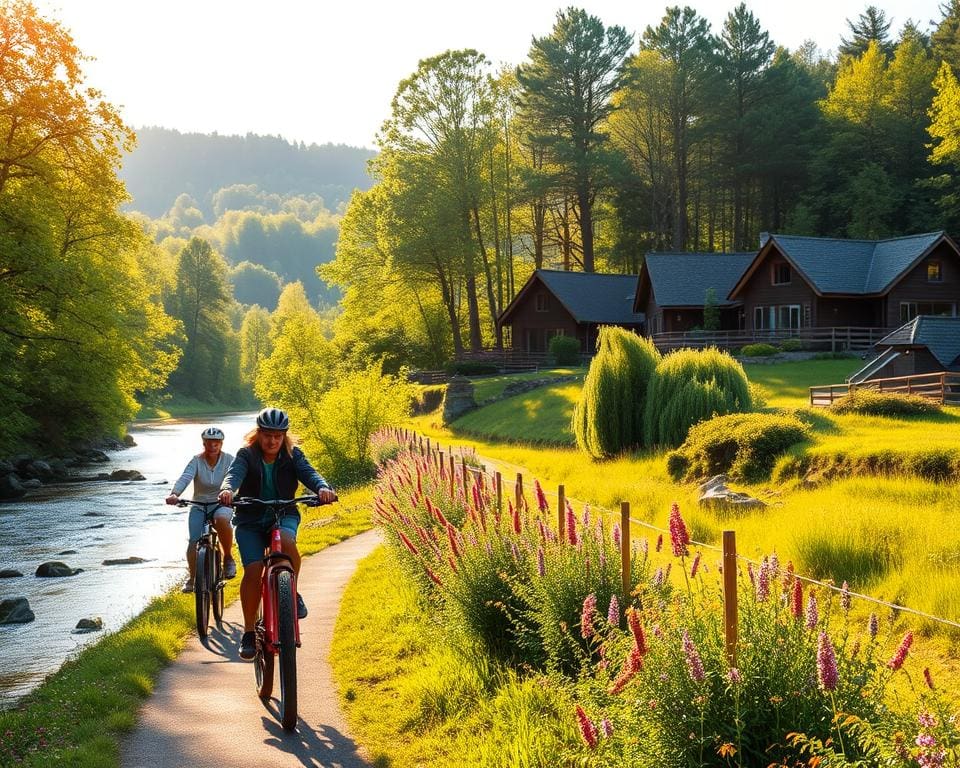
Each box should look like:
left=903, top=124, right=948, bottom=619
left=745, top=357, right=862, bottom=408
left=332, top=546, right=575, bottom=768
left=0, top=486, right=374, bottom=767
left=468, top=367, right=584, bottom=403
left=453, top=381, right=582, bottom=445
left=135, top=393, right=259, bottom=421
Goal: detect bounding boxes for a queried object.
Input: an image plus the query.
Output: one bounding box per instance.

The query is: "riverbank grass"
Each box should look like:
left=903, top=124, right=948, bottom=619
left=134, top=394, right=259, bottom=421
left=0, top=486, right=373, bottom=767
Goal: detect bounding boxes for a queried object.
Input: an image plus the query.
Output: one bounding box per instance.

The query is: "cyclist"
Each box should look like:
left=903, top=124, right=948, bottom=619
left=166, top=426, right=237, bottom=592
left=218, top=407, right=336, bottom=660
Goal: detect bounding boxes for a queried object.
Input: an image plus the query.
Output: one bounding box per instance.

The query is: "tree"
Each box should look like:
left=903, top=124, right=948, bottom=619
left=231, top=261, right=282, bottom=309
left=239, top=305, right=272, bottom=385
left=516, top=7, right=633, bottom=272
left=839, top=5, right=894, bottom=58
left=932, top=1, right=960, bottom=74
left=703, top=288, right=721, bottom=331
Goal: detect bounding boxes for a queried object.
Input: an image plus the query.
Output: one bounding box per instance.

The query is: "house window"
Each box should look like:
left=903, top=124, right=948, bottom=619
left=900, top=301, right=956, bottom=322
left=772, top=262, right=792, bottom=285
left=755, top=304, right=801, bottom=329
left=535, top=292, right=549, bottom=312
left=927, top=261, right=943, bottom=282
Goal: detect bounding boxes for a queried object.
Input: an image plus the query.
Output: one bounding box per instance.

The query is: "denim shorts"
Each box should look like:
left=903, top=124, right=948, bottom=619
left=235, top=513, right=301, bottom=566
left=187, top=505, right=233, bottom=543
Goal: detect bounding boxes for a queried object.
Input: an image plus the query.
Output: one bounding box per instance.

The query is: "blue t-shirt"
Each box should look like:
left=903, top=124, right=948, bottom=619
left=261, top=460, right=278, bottom=501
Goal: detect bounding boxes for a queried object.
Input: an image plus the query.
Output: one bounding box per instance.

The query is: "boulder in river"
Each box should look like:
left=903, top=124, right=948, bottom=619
left=0, top=473, right=26, bottom=500
left=102, top=556, right=149, bottom=566
left=58, top=550, right=78, bottom=556
left=35, top=561, right=83, bottom=577
left=86, top=523, right=105, bottom=529
left=73, top=617, right=103, bottom=633
left=108, top=469, right=145, bottom=481
left=0, top=597, right=34, bottom=624
left=122, top=434, right=137, bottom=447
left=0, top=569, right=23, bottom=578
left=21, top=478, right=42, bottom=490
left=24, top=460, right=53, bottom=479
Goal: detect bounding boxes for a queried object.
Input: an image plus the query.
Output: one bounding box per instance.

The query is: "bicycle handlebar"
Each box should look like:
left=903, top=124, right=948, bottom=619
left=231, top=495, right=328, bottom=510
left=176, top=499, right=225, bottom=509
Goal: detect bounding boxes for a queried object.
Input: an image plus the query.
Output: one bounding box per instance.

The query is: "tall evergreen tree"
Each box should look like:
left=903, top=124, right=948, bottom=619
left=839, top=6, right=894, bottom=58
left=516, top=7, right=632, bottom=272
left=932, top=1, right=960, bottom=73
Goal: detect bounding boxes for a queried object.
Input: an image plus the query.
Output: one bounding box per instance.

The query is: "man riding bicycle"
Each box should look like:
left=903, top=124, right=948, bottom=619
left=218, top=407, right=336, bottom=660
left=166, top=426, right=237, bottom=592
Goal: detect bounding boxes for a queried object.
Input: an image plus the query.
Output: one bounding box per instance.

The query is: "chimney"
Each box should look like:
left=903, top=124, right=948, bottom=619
left=759, top=231, right=771, bottom=248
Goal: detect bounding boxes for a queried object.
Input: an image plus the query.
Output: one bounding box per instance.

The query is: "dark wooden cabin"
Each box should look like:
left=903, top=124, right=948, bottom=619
left=850, top=316, right=960, bottom=382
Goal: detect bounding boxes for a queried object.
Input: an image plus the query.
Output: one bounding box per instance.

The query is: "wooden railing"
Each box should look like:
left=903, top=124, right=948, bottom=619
left=810, top=371, right=960, bottom=407
left=652, top=326, right=893, bottom=352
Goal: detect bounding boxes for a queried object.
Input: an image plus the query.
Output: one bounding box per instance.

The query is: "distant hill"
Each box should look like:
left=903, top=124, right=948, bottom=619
left=120, top=127, right=376, bottom=217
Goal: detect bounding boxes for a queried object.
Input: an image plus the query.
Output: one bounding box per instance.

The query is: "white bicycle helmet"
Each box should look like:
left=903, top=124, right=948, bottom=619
left=201, top=426, right=225, bottom=440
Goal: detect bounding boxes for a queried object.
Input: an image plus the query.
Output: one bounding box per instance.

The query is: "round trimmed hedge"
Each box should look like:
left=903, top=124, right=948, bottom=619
left=830, top=389, right=941, bottom=416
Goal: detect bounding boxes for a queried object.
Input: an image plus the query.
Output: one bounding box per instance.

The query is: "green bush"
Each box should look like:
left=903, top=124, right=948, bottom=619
left=780, top=338, right=804, bottom=352
left=667, top=412, right=810, bottom=482
left=739, top=342, right=779, bottom=357
left=772, top=447, right=960, bottom=484
left=572, top=327, right=660, bottom=458
left=445, top=361, right=500, bottom=376
left=412, top=385, right=445, bottom=415
left=831, top=388, right=942, bottom=416
left=644, top=347, right=752, bottom=448
left=548, top=334, right=581, bottom=366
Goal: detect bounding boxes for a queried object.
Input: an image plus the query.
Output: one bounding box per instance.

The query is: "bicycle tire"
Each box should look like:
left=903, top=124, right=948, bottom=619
left=276, top=569, right=298, bottom=730
left=194, top=546, right=211, bottom=640
left=254, top=618, right=274, bottom=699
left=212, top=548, right=224, bottom=627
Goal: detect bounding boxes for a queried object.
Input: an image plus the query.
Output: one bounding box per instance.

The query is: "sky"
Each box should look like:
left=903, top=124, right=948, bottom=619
left=40, top=0, right=948, bottom=150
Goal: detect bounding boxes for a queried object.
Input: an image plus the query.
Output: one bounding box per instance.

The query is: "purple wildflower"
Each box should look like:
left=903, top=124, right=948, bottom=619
left=755, top=560, right=770, bottom=603
left=581, top=594, right=597, bottom=639
left=600, top=718, right=613, bottom=738
left=817, top=632, right=838, bottom=691
left=565, top=500, right=578, bottom=545
left=607, top=595, right=620, bottom=625
left=653, top=567, right=664, bottom=588
left=868, top=612, right=879, bottom=639
left=690, top=552, right=702, bottom=578
left=727, top=668, right=742, bottom=684
left=537, top=547, right=545, bottom=577
left=805, top=593, right=819, bottom=630
left=790, top=579, right=803, bottom=620
left=582, top=504, right=590, bottom=527
left=840, top=580, right=851, bottom=612
left=656, top=534, right=663, bottom=553
left=682, top=630, right=705, bottom=683
left=612, top=523, right=621, bottom=551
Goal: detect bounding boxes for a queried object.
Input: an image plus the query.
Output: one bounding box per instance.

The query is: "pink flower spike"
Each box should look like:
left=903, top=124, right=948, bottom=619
left=582, top=504, right=590, bottom=527
left=575, top=705, right=598, bottom=749
left=565, top=502, right=578, bottom=546
left=682, top=630, right=705, bottom=683
left=805, top=593, right=819, bottom=630
left=536, top=547, right=545, bottom=577
left=534, top=479, right=549, bottom=513
left=668, top=503, right=689, bottom=558
left=790, top=579, right=803, bottom=620
left=612, top=523, right=621, bottom=551
left=628, top=609, right=647, bottom=655
left=600, top=718, right=613, bottom=739
left=755, top=560, right=770, bottom=603
left=924, top=667, right=935, bottom=690
left=607, top=595, right=620, bottom=625
left=817, top=632, right=838, bottom=692
left=888, top=632, right=913, bottom=671
left=580, top=594, right=597, bottom=639
left=690, top=552, right=702, bottom=579
left=655, top=534, right=663, bottom=553
left=868, top=613, right=879, bottom=639
left=840, top=581, right=851, bottom=612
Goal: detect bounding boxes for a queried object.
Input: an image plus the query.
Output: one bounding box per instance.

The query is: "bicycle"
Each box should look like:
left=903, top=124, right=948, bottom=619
left=231, top=495, right=325, bottom=731
left=177, top=499, right=227, bottom=640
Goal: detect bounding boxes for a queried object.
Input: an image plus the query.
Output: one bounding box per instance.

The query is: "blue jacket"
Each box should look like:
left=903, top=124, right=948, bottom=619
left=221, top=444, right=331, bottom=524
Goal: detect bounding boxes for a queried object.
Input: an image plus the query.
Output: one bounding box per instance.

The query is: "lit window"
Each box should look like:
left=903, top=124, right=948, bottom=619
left=928, top=261, right=943, bottom=282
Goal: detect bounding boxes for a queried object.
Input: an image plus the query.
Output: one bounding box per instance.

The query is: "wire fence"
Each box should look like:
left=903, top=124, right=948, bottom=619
left=390, top=427, right=960, bottom=634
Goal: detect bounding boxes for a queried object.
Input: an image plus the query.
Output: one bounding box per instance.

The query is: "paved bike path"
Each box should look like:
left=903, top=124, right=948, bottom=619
left=122, top=528, right=382, bottom=768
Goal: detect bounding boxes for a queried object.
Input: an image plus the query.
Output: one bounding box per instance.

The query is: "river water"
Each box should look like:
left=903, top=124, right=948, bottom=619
left=0, top=412, right=256, bottom=707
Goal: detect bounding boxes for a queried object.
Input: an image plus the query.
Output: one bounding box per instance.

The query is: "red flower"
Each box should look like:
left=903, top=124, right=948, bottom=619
left=790, top=579, right=803, bottom=620
left=669, top=503, right=690, bottom=558
left=888, top=632, right=913, bottom=671
left=575, top=705, right=598, bottom=749
left=627, top=608, right=647, bottom=655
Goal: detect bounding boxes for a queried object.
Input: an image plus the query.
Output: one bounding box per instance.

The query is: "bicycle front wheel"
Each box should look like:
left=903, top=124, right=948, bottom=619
left=212, top=548, right=224, bottom=627
left=194, top=547, right=211, bottom=640
left=276, top=569, right=298, bottom=731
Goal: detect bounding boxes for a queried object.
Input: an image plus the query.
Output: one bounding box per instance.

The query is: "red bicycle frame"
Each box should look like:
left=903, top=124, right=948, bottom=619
left=260, top=524, right=301, bottom=653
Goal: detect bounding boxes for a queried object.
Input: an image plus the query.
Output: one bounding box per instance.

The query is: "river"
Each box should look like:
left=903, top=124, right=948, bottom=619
left=0, top=412, right=256, bottom=707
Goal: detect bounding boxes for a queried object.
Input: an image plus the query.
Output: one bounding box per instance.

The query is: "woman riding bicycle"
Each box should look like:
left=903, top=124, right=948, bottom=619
left=218, top=407, right=336, bottom=660
left=166, top=426, right=237, bottom=592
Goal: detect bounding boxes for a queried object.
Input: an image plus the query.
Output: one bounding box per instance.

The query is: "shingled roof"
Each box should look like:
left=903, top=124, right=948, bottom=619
left=635, top=252, right=755, bottom=310
left=730, top=232, right=951, bottom=298
left=875, top=316, right=960, bottom=368
left=499, top=270, right=643, bottom=326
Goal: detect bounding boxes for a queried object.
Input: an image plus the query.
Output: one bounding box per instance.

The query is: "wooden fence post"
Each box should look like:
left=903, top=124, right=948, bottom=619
left=558, top=484, right=566, bottom=539
left=723, top=530, right=738, bottom=667
left=495, top=471, right=503, bottom=515
left=620, top=502, right=631, bottom=599
left=515, top=472, right=523, bottom=511
left=461, top=456, right=468, bottom=496
left=449, top=454, right=455, bottom=497
left=439, top=450, right=445, bottom=476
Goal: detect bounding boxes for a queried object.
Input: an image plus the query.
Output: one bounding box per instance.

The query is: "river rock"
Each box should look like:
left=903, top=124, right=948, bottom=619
left=57, top=550, right=78, bottom=556
left=442, top=376, right=478, bottom=423
left=21, top=478, right=42, bottom=490
left=11, top=454, right=33, bottom=471
left=0, top=473, right=25, bottom=500
left=0, top=597, right=34, bottom=624
left=108, top=469, right=145, bottom=481
left=102, top=556, right=149, bottom=566
left=73, top=617, right=103, bottom=633
left=123, top=434, right=137, bottom=447
left=25, top=460, right=53, bottom=479
left=86, top=523, right=105, bottom=529
left=697, top=475, right=766, bottom=510
left=35, top=561, right=82, bottom=577
left=0, top=569, right=23, bottom=578
left=78, top=449, right=109, bottom=463
left=0, top=459, right=14, bottom=475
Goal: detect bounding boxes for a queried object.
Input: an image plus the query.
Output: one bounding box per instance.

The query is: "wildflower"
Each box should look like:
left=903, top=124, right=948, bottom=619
left=727, top=668, right=742, bottom=684
left=790, top=579, right=803, bottom=620
left=510, top=500, right=521, bottom=535
left=424, top=566, right=442, bottom=587
left=817, top=632, right=838, bottom=692
left=668, top=503, right=689, bottom=557
left=868, top=612, right=879, bottom=640
left=598, top=551, right=606, bottom=569
left=537, top=518, right=547, bottom=540
left=769, top=551, right=780, bottom=576
left=582, top=504, right=590, bottom=527
left=919, top=712, right=937, bottom=728
left=924, top=667, right=935, bottom=690
left=612, top=523, right=621, bottom=550
left=581, top=594, right=597, bottom=639
left=653, top=568, right=664, bottom=588
left=784, top=560, right=795, bottom=588
left=534, top=479, right=549, bottom=513
left=888, top=632, right=913, bottom=671
left=690, top=552, right=702, bottom=578
left=536, top=547, right=545, bottom=577
left=565, top=501, right=578, bottom=546
left=664, top=562, right=672, bottom=582
left=447, top=556, right=458, bottom=573
left=805, top=593, right=819, bottom=630
left=397, top=531, right=419, bottom=556
left=608, top=646, right=643, bottom=694
left=840, top=581, right=851, bottom=612
left=510, top=541, right=520, bottom=561
left=446, top=524, right=460, bottom=559
left=603, top=594, right=619, bottom=626
left=575, top=705, right=598, bottom=749
left=600, top=718, right=613, bottom=738
left=682, top=630, right=705, bottom=683
left=628, top=609, right=647, bottom=654
left=640, top=537, right=648, bottom=557
left=656, top=534, right=663, bottom=553
left=747, top=562, right=755, bottom=587
left=755, top=561, right=770, bottom=603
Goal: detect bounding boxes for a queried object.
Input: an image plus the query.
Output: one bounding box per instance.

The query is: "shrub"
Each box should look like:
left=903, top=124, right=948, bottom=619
left=573, top=327, right=660, bottom=459
left=445, top=361, right=500, bottom=376
left=667, top=412, right=810, bottom=482
left=548, top=335, right=581, bottom=366
left=780, top=338, right=804, bottom=352
left=739, top=342, right=779, bottom=357
left=831, top=389, right=941, bottom=416
left=411, top=385, right=445, bottom=415
left=644, top=348, right=752, bottom=448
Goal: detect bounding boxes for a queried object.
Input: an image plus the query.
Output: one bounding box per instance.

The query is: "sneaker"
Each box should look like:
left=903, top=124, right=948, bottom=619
left=240, top=630, right=256, bottom=660
left=223, top=558, right=237, bottom=580
left=181, top=577, right=194, bottom=593
left=296, top=593, right=308, bottom=620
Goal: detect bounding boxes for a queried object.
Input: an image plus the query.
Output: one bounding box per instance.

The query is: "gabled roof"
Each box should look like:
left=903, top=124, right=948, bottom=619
left=730, top=231, right=954, bottom=298
left=876, top=315, right=960, bottom=368
left=635, top=252, right=754, bottom=310
left=499, top=270, right=643, bottom=326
